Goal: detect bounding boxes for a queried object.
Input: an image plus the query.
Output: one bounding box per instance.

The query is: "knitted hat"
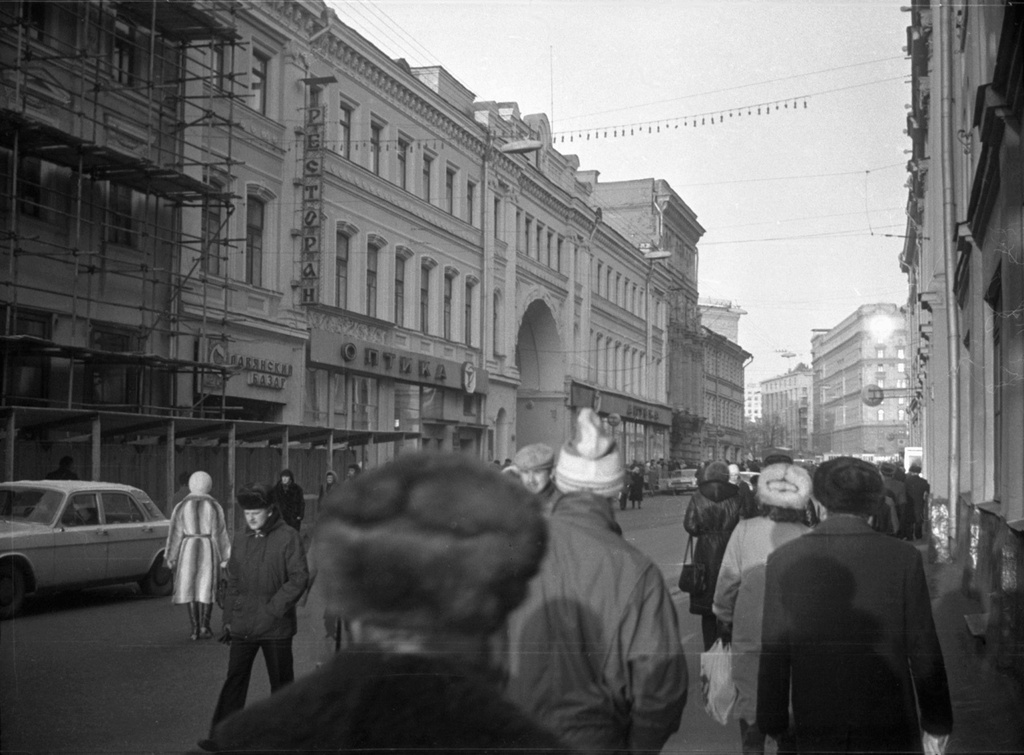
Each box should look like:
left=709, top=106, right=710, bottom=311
left=314, top=452, right=547, bottom=635
left=554, top=408, right=624, bottom=498
left=188, top=471, right=213, bottom=496
left=756, top=463, right=812, bottom=510
left=514, top=443, right=555, bottom=472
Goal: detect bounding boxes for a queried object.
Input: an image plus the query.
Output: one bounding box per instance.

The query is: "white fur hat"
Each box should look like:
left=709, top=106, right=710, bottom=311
left=756, top=463, right=812, bottom=510
left=188, top=470, right=213, bottom=496
left=554, top=408, right=623, bottom=498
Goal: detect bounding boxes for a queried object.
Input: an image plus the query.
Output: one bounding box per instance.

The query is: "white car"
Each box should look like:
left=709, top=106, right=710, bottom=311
left=0, top=480, right=172, bottom=619
left=664, top=468, right=699, bottom=493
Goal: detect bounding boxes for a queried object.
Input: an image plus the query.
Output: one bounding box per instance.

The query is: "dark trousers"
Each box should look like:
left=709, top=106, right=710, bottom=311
left=210, top=637, right=294, bottom=729
left=740, top=719, right=795, bottom=755
left=701, top=613, right=718, bottom=651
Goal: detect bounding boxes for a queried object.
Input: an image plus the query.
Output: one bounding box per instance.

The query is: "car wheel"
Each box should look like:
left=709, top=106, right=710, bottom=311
left=0, top=562, right=26, bottom=620
left=139, top=556, right=174, bottom=597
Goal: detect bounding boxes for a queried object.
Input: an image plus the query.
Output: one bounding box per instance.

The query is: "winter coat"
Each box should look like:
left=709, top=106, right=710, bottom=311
left=268, top=480, right=305, bottom=531
left=683, top=480, right=742, bottom=615
left=165, top=494, right=231, bottom=604
left=505, top=491, right=688, bottom=754
left=222, top=510, right=308, bottom=640
left=757, top=515, right=953, bottom=753
left=712, top=516, right=810, bottom=724
left=627, top=467, right=645, bottom=501
left=192, top=647, right=569, bottom=755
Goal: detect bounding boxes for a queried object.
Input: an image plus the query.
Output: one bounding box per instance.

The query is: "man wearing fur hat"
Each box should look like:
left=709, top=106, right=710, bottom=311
left=757, top=456, right=952, bottom=754
left=205, top=483, right=308, bottom=734
left=194, top=454, right=568, bottom=755
left=505, top=408, right=688, bottom=754
left=713, top=462, right=813, bottom=754
left=514, top=442, right=560, bottom=515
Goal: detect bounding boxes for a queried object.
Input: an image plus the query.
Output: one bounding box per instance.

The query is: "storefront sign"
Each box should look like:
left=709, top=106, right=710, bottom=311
left=569, top=382, right=669, bottom=426
left=208, top=343, right=291, bottom=391
left=300, top=101, right=325, bottom=304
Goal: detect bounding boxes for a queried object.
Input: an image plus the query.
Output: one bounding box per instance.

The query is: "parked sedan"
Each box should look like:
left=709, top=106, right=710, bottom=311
left=0, top=480, right=173, bottom=619
left=664, top=468, right=699, bottom=494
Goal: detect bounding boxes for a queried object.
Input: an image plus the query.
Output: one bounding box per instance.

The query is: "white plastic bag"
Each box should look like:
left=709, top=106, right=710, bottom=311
left=699, top=638, right=736, bottom=725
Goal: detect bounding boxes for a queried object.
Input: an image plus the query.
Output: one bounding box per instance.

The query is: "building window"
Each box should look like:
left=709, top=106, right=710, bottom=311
left=394, top=255, right=406, bottom=326
left=876, top=348, right=885, bottom=358
left=366, top=242, right=379, bottom=317
left=466, top=181, right=476, bottom=225
left=338, top=103, right=352, bottom=159
left=420, top=263, right=430, bottom=334
left=111, top=18, right=136, bottom=86
left=445, top=168, right=456, bottom=214
left=24, top=2, right=47, bottom=42
left=245, top=197, right=264, bottom=286
left=201, top=190, right=223, bottom=276
left=898, top=409, right=906, bottom=421
left=351, top=376, right=378, bottom=431
left=397, top=138, right=409, bottom=189
left=546, top=231, right=554, bottom=267
left=464, top=280, right=473, bottom=346
left=493, top=291, right=501, bottom=354
left=335, top=231, right=349, bottom=309
left=251, top=51, right=268, bottom=115
left=897, top=362, right=905, bottom=373
left=9, top=310, right=50, bottom=402
left=596, top=262, right=604, bottom=296
left=370, top=122, right=382, bottom=175
left=88, top=327, right=137, bottom=406
left=897, top=348, right=905, bottom=359
left=107, top=184, right=134, bottom=247
left=494, top=198, right=501, bottom=239
left=443, top=273, right=454, bottom=340
left=556, top=236, right=563, bottom=272
left=525, top=217, right=533, bottom=257
left=422, top=155, right=433, bottom=202
left=877, top=408, right=885, bottom=421
left=17, top=157, right=42, bottom=218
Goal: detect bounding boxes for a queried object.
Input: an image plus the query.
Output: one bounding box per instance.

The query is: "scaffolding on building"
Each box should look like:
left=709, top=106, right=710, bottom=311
left=0, top=0, right=244, bottom=419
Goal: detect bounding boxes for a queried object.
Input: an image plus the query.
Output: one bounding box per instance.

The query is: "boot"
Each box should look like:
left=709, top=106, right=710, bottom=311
left=198, top=602, right=214, bottom=640
left=187, top=602, right=200, bottom=641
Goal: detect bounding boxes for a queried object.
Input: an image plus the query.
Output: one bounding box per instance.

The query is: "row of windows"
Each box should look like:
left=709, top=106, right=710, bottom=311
left=590, top=334, right=649, bottom=395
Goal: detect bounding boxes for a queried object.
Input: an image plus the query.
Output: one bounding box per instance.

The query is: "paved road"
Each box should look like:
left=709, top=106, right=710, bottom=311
left=0, top=491, right=737, bottom=754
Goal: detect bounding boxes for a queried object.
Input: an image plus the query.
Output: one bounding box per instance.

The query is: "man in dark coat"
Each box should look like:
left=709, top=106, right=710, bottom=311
left=757, top=456, right=952, bottom=754
left=904, top=463, right=931, bottom=540
left=268, top=469, right=304, bottom=532
left=205, top=483, right=308, bottom=731
left=193, top=453, right=567, bottom=755
left=45, top=455, right=79, bottom=480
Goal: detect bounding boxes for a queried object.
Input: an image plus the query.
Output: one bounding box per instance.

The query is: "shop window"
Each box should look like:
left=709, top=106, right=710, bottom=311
left=394, top=383, right=420, bottom=432
left=245, top=197, right=264, bottom=286
left=351, top=376, right=378, bottom=430
left=303, top=367, right=329, bottom=426
left=107, top=184, right=135, bottom=247
left=422, top=387, right=444, bottom=420
left=332, top=373, right=347, bottom=429
left=338, top=102, right=352, bottom=159
left=463, top=392, right=479, bottom=418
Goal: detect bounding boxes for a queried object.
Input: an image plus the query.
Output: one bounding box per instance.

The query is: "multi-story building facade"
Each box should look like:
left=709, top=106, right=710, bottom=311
left=1, top=1, right=676, bottom=501
left=811, top=304, right=910, bottom=459
left=698, top=298, right=745, bottom=343
left=702, top=327, right=749, bottom=463
left=902, top=1, right=1024, bottom=686
left=744, top=382, right=763, bottom=422
left=760, top=366, right=813, bottom=458
left=580, top=174, right=704, bottom=463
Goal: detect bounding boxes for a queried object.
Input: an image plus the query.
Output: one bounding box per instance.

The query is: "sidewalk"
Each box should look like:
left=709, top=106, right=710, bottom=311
left=924, top=549, right=1024, bottom=753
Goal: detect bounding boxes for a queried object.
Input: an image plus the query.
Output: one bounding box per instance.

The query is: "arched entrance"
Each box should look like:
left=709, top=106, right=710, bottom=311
left=515, top=299, right=566, bottom=450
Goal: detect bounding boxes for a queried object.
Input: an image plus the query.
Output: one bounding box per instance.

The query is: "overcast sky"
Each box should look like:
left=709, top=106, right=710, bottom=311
left=327, top=0, right=911, bottom=384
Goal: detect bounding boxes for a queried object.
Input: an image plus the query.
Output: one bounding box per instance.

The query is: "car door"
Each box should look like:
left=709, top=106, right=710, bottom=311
left=52, top=492, right=108, bottom=585
left=101, top=491, right=160, bottom=579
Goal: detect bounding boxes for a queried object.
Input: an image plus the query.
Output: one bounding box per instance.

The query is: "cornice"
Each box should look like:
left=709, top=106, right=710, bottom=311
left=310, top=32, right=487, bottom=161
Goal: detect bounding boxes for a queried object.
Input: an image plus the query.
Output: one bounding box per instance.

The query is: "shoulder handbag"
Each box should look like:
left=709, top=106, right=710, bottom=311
left=678, top=536, right=707, bottom=593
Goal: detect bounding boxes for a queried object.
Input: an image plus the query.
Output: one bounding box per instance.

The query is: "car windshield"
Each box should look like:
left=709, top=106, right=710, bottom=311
left=0, top=488, right=64, bottom=524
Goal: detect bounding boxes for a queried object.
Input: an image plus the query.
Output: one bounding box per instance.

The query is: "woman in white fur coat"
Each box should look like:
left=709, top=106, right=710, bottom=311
left=712, top=462, right=813, bottom=754
left=165, top=471, right=231, bottom=640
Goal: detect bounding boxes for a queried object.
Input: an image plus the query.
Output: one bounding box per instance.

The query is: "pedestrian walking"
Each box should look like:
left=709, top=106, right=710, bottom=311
left=506, top=408, right=688, bottom=754
left=627, top=461, right=645, bottom=509
left=194, top=453, right=567, bottom=755
left=880, top=461, right=908, bottom=537
left=513, top=442, right=560, bottom=515
left=44, top=455, right=78, bottom=480
left=164, top=471, right=231, bottom=641
left=757, top=456, right=953, bottom=754
left=268, top=469, right=304, bottom=532
left=204, top=482, right=308, bottom=734
left=713, top=462, right=813, bottom=754
left=905, top=463, right=931, bottom=540
left=684, top=460, right=743, bottom=650
left=730, top=462, right=759, bottom=519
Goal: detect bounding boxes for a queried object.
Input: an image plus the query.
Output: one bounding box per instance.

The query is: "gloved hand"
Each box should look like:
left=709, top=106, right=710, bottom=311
left=717, top=619, right=732, bottom=645
left=218, top=625, right=232, bottom=645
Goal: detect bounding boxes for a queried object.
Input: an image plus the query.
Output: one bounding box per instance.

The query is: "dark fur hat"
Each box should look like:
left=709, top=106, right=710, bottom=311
left=315, top=452, right=547, bottom=635
left=813, top=456, right=884, bottom=515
